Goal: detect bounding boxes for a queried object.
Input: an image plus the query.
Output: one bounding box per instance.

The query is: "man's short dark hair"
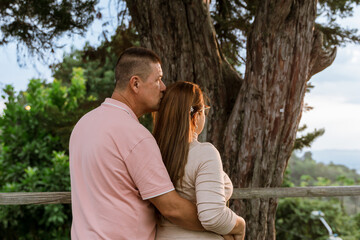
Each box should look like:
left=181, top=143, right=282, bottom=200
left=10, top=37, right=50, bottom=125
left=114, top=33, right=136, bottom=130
left=114, top=47, right=161, bottom=89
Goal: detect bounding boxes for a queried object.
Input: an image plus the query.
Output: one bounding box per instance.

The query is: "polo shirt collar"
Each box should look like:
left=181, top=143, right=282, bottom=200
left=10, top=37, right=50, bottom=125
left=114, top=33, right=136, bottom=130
left=102, top=98, right=139, bottom=122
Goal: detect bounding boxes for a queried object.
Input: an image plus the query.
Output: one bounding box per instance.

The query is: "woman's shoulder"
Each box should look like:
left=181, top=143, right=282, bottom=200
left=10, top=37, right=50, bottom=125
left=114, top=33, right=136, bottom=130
left=190, top=141, right=221, bottom=158
left=186, top=141, right=224, bottom=183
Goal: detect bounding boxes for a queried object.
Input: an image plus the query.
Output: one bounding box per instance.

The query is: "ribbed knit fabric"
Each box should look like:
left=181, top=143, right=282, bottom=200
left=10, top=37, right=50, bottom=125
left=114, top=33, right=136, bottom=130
left=155, top=140, right=237, bottom=239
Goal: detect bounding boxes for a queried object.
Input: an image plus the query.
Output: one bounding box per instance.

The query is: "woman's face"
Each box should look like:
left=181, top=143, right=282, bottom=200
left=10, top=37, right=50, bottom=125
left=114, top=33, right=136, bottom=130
left=195, top=105, right=210, bottom=135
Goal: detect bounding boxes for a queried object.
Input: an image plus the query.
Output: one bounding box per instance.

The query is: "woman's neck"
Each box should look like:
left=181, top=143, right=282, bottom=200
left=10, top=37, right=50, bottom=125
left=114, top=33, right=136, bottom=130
left=191, top=132, right=198, bottom=142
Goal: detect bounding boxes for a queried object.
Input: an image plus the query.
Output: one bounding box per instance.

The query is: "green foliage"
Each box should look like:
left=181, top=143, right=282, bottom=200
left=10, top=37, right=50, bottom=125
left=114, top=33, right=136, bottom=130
left=52, top=26, right=139, bottom=101
left=276, top=198, right=360, bottom=240
left=211, top=0, right=250, bottom=67
left=293, top=125, right=325, bottom=151
left=0, top=68, right=95, bottom=239
left=50, top=27, right=157, bottom=131
left=139, top=113, right=154, bottom=132
left=3, top=1, right=360, bottom=69
left=0, top=152, right=71, bottom=240
left=52, top=48, right=115, bottom=100
left=209, top=0, right=360, bottom=67
left=316, top=23, right=360, bottom=48
left=317, top=0, right=360, bottom=47
left=0, top=0, right=98, bottom=56
left=282, top=168, right=295, bottom=187
left=278, top=152, right=360, bottom=239
left=287, top=152, right=360, bottom=186
left=318, top=0, right=360, bottom=16
left=0, top=31, right=151, bottom=237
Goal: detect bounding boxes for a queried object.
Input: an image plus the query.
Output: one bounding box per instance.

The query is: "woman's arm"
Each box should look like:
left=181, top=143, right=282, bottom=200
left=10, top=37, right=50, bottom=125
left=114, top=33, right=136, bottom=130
left=194, top=143, right=245, bottom=235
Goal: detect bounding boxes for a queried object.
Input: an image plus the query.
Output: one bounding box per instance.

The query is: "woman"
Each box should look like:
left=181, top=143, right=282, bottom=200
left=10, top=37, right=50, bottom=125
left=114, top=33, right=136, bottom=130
left=153, top=81, right=245, bottom=240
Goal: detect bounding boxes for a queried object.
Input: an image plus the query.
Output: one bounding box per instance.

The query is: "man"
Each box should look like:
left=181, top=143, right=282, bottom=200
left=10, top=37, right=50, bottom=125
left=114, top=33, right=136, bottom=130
left=69, top=47, right=204, bottom=239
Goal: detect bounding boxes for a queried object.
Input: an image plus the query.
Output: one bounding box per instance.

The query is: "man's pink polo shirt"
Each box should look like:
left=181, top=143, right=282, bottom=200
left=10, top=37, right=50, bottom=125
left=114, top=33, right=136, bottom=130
left=69, top=98, right=174, bottom=240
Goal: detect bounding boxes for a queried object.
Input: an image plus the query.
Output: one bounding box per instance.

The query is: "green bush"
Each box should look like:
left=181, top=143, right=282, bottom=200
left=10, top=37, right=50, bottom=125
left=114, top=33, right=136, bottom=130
left=0, top=68, right=94, bottom=239
left=276, top=197, right=360, bottom=240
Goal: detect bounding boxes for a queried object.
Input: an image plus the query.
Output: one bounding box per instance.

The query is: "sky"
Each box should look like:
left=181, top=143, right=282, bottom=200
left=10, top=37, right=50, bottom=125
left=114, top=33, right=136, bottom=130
left=300, top=6, right=360, bottom=151
left=0, top=3, right=359, bottom=153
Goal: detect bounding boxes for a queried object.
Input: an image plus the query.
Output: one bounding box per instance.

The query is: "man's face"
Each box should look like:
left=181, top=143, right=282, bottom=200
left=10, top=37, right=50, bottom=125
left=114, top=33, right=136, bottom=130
left=138, top=62, right=166, bottom=113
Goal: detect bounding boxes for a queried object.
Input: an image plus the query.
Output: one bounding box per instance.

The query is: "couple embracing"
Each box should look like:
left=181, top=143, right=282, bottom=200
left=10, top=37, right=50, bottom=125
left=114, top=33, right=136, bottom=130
left=69, top=47, right=246, bottom=240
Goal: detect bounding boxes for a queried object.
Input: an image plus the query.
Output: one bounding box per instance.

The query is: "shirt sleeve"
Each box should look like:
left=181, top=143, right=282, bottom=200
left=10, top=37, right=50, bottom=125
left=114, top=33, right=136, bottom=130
left=124, top=137, right=174, bottom=200
left=195, top=143, right=237, bottom=235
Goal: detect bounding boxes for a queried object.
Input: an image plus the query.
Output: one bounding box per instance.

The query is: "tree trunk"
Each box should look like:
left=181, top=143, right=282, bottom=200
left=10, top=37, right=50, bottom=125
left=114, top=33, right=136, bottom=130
left=226, top=2, right=318, bottom=239
left=125, top=0, right=336, bottom=239
left=125, top=0, right=241, bottom=148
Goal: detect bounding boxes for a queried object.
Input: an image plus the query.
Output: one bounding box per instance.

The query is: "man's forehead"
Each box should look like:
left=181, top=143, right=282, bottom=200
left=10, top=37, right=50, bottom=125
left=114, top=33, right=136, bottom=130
left=154, top=62, right=163, bottom=76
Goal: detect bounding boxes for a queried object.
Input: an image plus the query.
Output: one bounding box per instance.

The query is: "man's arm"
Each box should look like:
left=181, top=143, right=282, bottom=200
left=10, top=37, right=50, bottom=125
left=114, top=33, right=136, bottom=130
left=148, top=190, right=205, bottom=231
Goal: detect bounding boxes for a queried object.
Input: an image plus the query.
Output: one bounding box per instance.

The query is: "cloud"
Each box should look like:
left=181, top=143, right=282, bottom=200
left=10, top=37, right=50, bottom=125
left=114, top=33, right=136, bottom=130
left=300, top=95, right=360, bottom=150
left=336, top=6, right=360, bottom=29
left=308, top=81, right=360, bottom=104
left=311, top=45, right=360, bottom=84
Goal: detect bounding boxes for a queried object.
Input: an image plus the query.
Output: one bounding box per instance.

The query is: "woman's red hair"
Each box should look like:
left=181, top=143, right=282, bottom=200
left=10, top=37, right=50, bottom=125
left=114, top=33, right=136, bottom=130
left=153, top=81, right=204, bottom=187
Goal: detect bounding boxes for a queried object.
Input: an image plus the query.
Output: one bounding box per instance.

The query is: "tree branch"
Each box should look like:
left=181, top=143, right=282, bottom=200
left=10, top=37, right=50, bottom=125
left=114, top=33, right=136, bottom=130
left=309, top=28, right=337, bottom=78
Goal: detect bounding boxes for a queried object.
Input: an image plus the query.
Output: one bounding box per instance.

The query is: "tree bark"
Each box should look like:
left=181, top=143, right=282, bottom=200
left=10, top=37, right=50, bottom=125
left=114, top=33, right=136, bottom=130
left=125, top=0, right=335, bottom=239
left=125, top=0, right=241, bottom=148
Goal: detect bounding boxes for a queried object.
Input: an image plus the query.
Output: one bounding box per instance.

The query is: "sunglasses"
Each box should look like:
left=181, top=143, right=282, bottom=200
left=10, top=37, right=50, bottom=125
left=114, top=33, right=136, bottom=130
left=190, top=105, right=211, bottom=116
left=201, top=105, right=211, bottom=116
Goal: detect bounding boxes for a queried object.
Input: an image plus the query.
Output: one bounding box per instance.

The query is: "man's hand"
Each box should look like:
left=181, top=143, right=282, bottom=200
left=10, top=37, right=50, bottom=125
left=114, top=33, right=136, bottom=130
left=223, top=234, right=235, bottom=240
left=148, top=190, right=204, bottom=231
left=234, top=234, right=245, bottom=240
left=223, top=234, right=244, bottom=240
left=227, top=216, right=246, bottom=238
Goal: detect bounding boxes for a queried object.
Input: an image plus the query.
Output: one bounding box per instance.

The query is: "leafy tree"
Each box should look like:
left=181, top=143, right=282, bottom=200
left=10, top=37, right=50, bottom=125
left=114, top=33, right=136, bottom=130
left=210, top=0, right=360, bottom=66
left=51, top=26, right=138, bottom=100
left=0, top=27, right=151, bottom=237
left=0, top=152, right=71, bottom=240
left=0, top=68, right=95, bottom=239
left=0, top=0, right=98, bottom=57
left=51, top=27, right=161, bottom=131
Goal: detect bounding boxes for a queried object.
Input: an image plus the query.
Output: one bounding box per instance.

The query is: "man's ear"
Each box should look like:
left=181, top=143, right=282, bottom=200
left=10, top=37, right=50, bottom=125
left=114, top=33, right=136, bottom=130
left=129, top=76, right=140, bottom=93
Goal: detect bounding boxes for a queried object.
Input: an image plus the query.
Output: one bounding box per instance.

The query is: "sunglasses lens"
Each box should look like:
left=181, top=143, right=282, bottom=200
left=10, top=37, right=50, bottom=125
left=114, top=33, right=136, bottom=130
left=204, top=107, right=210, bottom=116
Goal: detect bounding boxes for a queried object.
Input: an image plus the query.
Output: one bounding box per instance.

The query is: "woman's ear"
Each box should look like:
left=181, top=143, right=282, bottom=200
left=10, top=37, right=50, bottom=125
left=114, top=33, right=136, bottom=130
left=190, top=113, right=196, bottom=127
left=192, top=113, right=199, bottom=128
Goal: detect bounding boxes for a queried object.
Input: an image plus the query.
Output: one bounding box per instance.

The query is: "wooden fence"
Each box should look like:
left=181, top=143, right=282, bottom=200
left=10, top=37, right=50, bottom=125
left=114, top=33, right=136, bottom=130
left=1, top=186, right=360, bottom=205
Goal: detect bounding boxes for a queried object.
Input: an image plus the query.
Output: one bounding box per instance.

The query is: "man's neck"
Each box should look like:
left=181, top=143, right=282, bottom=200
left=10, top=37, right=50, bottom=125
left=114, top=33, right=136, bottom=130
left=111, top=90, right=143, bottom=118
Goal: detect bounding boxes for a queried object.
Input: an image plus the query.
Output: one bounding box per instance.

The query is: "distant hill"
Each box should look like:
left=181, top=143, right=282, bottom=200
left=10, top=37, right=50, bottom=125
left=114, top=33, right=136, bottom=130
left=311, top=149, right=360, bottom=173
left=288, top=151, right=360, bottom=186
left=287, top=151, right=360, bottom=215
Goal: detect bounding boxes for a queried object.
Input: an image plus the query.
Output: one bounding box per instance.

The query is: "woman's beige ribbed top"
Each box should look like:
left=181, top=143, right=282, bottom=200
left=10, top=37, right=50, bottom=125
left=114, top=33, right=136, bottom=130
left=155, top=140, right=237, bottom=240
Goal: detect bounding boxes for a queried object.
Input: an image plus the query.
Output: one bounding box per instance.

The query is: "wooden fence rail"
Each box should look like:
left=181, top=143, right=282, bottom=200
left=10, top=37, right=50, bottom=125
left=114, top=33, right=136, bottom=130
left=1, top=186, right=360, bottom=205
